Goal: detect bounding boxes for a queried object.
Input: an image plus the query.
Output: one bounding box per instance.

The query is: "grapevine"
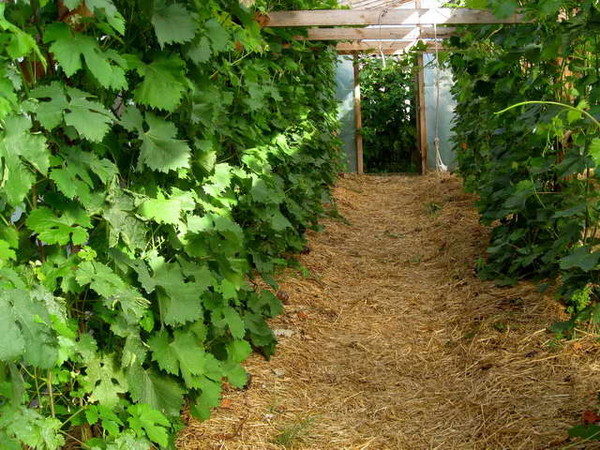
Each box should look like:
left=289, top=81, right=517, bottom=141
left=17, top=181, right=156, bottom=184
left=0, top=0, right=341, bottom=448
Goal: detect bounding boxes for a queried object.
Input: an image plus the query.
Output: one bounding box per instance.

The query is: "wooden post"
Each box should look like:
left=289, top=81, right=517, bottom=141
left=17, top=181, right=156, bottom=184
left=353, top=54, right=364, bottom=175
left=416, top=53, right=428, bottom=174
left=415, top=0, right=428, bottom=175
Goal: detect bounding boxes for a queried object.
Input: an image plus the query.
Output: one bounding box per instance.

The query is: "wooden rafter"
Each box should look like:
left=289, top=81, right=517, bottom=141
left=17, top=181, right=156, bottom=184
left=336, top=40, right=442, bottom=54
left=297, top=26, right=455, bottom=41
left=340, top=0, right=414, bottom=9
left=261, top=8, right=524, bottom=27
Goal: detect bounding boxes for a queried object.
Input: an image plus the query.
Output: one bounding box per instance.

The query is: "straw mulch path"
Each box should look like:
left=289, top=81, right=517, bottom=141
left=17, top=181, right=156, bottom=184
left=178, top=174, right=600, bottom=449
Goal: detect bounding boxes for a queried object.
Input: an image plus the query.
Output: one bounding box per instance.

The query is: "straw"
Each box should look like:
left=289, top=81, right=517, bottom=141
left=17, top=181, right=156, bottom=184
left=177, top=173, right=600, bottom=450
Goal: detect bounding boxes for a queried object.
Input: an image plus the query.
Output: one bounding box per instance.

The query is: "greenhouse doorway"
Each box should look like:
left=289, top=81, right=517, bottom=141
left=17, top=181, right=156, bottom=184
left=360, top=54, right=420, bottom=174
left=335, top=51, right=457, bottom=175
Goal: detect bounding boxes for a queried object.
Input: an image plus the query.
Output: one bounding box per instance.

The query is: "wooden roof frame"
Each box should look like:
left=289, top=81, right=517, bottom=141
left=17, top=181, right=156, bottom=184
left=258, top=7, right=525, bottom=55
left=258, top=6, right=525, bottom=174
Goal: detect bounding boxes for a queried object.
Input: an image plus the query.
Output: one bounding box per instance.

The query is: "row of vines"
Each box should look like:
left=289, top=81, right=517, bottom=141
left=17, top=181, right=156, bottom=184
left=449, top=2, right=600, bottom=440
left=450, top=0, right=600, bottom=331
left=0, top=0, right=341, bottom=448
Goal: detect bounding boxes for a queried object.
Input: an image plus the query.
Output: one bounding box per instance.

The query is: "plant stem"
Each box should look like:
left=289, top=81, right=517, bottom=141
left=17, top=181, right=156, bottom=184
left=47, top=370, right=55, bottom=418
left=496, top=101, right=600, bottom=130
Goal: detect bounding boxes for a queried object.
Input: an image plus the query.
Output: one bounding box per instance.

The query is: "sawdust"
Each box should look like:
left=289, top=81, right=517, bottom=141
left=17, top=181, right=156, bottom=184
left=177, top=174, right=600, bottom=449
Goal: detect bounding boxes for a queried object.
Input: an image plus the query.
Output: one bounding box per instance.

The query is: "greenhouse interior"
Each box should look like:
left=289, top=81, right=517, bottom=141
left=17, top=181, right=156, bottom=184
left=0, top=0, right=599, bottom=448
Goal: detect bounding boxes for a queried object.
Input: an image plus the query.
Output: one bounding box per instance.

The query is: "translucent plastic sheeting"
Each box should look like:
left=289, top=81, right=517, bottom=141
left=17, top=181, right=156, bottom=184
left=424, top=52, right=457, bottom=171
left=335, top=55, right=357, bottom=172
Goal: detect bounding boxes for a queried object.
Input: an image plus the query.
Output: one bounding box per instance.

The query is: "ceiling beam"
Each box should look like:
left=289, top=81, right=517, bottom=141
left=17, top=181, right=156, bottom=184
left=260, top=8, right=524, bottom=27
left=336, top=40, right=443, bottom=54
left=340, top=0, right=414, bottom=9
left=297, top=26, right=455, bottom=40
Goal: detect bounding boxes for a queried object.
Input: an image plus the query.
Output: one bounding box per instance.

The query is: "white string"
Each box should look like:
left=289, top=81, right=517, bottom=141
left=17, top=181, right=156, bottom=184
left=378, top=9, right=388, bottom=68
left=433, top=23, right=448, bottom=172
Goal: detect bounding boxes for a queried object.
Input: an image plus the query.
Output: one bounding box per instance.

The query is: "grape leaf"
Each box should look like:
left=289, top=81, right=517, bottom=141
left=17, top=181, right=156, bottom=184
left=148, top=329, right=207, bottom=387
left=64, top=88, right=116, bottom=142
left=222, top=362, right=248, bottom=388
left=127, top=404, right=170, bottom=448
left=170, top=331, right=206, bottom=384
left=30, top=82, right=115, bottom=142
left=0, top=239, right=16, bottom=266
left=50, top=147, right=117, bottom=203
left=589, top=138, right=600, bottom=167
left=28, top=82, right=67, bottom=130
left=187, top=36, right=211, bottom=64
left=139, top=197, right=183, bottom=224
left=0, top=296, right=25, bottom=362
left=0, top=115, right=49, bottom=206
left=203, top=163, right=232, bottom=197
left=569, top=424, right=600, bottom=440
left=82, top=355, right=128, bottom=406
left=43, top=23, right=127, bottom=89
left=0, top=4, right=44, bottom=62
left=138, top=114, right=191, bottom=173
left=26, top=207, right=91, bottom=245
left=0, top=406, right=65, bottom=450
left=76, top=261, right=149, bottom=323
left=147, top=330, right=178, bottom=375
left=121, top=333, right=146, bottom=368
left=131, top=55, right=188, bottom=111
left=190, top=377, right=221, bottom=421
left=0, top=288, right=63, bottom=368
left=212, top=307, right=246, bottom=339
left=205, top=18, right=231, bottom=53
left=63, top=0, right=126, bottom=35
left=152, top=261, right=203, bottom=325
left=226, top=340, right=252, bottom=364
left=269, top=208, right=292, bottom=231
left=490, top=0, right=518, bottom=19
left=151, top=0, right=198, bottom=47
left=103, top=194, right=148, bottom=250
left=126, top=366, right=184, bottom=416
left=560, top=247, right=600, bottom=272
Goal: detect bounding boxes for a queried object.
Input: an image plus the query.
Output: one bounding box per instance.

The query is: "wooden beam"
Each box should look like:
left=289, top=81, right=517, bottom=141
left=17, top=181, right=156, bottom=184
left=262, top=8, right=524, bottom=27
left=416, top=53, right=428, bottom=174
left=415, top=0, right=427, bottom=174
left=298, top=26, right=456, bottom=41
left=341, top=0, right=414, bottom=9
left=337, top=41, right=442, bottom=54
left=353, top=55, right=364, bottom=175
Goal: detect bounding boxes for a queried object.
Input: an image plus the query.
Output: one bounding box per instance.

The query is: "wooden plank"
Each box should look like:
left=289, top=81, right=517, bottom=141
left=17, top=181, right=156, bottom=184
left=337, top=40, right=442, bottom=54
left=341, top=0, right=414, bottom=9
left=416, top=52, right=428, bottom=174
left=297, top=26, right=455, bottom=40
left=261, top=8, right=524, bottom=27
left=353, top=55, right=364, bottom=175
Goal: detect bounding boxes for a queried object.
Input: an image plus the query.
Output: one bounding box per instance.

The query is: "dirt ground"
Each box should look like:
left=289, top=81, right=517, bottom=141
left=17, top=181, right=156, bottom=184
left=178, top=174, right=600, bottom=450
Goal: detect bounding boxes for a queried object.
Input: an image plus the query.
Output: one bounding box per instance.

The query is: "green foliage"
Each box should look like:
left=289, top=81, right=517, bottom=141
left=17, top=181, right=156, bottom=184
left=359, top=54, right=419, bottom=173
left=449, top=0, right=600, bottom=324
left=0, top=0, right=341, bottom=447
